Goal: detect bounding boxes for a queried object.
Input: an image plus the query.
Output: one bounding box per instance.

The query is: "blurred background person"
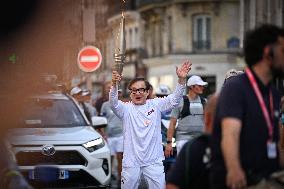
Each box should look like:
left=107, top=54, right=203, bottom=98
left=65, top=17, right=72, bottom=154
left=165, top=69, right=243, bottom=189
left=70, top=86, right=96, bottom=123
left=101, top=89, right=124, bottom=188
left=223, top=69, right=244, bottom=86
left=154, top=85, right=175, bottom=174
left=0, top=140, right=33, bottom=189
left=82, top=89, right=97, bottom=116
left=280, top=97, right=284, bottom=167
left=147, top=84, right=156, bottom=99
left=165, top=75, right=208, bottom=157
left=210, top=24, right=284, bottom=189
left=166, top=94, right=216, bottom=189
left=70, top=86, right=83, bottom=100
left=95, top=81, right=112, bottom=115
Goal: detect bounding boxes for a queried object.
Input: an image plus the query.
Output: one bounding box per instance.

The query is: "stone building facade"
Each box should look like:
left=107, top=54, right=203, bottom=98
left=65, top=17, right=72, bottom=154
left=94, top=0, right=284, bottom=96
left=136, top=0, right=242, bottom=93
left=240, top=0, right=284, bottom=93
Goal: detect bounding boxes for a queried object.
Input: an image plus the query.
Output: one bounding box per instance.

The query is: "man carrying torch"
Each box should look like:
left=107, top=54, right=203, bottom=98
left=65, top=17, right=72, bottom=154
left=109, top=60, right=192, bottom=189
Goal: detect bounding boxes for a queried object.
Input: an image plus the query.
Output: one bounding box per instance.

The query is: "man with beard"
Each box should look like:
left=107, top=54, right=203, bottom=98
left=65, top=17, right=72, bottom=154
left=210, top=24, right=284, bottom=189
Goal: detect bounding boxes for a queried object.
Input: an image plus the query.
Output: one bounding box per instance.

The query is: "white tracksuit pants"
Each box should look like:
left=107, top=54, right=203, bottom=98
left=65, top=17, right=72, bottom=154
left=121, top=162, right=165, bottom=189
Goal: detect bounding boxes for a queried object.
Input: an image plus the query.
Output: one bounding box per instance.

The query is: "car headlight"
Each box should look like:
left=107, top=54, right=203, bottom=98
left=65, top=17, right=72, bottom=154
left=83, top=138, right=104, bottom=152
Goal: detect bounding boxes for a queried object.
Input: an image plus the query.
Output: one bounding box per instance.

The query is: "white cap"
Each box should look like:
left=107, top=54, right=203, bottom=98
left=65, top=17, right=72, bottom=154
left=70, top=87, right=82, bottom=96
left=82, top=90, right=91, bottom=96
left=187, top=75, right=208, bottom=87
left=91, top=116, right=107, bottom=126
left=155, top=84, right=171, bottom=95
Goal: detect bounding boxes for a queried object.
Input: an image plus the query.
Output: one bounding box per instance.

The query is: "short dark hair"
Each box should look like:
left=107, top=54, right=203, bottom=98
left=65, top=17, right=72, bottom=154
left=128, top=77, right=151, bottom=90
left=244, top=24, right=284, bottom=67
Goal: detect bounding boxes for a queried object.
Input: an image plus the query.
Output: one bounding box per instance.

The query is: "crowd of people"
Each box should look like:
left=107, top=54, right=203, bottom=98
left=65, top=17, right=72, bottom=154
left=0, top=23, right=275, bottom=189
left=1, top=1, right=283, bottom=188
left=68, top=24, right=284, bottom=189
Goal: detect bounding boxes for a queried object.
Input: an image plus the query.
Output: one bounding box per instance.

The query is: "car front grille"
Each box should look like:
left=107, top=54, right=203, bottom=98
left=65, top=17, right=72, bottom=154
left=16, top=151, right=87, bottom=166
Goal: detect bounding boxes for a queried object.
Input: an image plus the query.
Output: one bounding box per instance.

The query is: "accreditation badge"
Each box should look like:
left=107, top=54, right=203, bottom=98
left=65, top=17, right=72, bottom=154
left=267, top=141, right=277, bottom=159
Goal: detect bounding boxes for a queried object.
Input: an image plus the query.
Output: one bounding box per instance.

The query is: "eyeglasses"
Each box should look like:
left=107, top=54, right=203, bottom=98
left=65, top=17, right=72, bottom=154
left=130, top=88, right=147, bottom=94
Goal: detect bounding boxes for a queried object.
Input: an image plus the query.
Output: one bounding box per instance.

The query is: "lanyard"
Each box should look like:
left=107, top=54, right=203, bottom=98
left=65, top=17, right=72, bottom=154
left=245, top=68, right=274, bottom=142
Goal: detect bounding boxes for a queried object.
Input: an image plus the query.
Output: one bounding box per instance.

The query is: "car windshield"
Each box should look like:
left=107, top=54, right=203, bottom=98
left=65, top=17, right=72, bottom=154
left=19, top=98, right=87, bottom=128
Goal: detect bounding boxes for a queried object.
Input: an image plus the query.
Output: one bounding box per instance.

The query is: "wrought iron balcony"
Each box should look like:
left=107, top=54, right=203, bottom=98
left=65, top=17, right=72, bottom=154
left=136, top=0, right=171, bottom=8
left=193, top=40, right=211, bottom=51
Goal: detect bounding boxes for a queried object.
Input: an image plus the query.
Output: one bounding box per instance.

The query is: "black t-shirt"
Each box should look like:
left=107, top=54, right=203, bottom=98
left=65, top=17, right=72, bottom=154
left=210, top=72, right=281, bottom=188
left=166, top=135, right=210, bottom=189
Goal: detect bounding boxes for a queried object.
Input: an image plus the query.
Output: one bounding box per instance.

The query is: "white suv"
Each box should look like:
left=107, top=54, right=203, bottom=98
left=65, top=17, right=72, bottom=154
left=6, top=92, right=111, bottom=188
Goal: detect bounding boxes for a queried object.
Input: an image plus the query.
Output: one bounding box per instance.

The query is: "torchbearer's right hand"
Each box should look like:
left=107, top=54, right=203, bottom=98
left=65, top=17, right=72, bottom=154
left=112, top=71, right=122, bottom=86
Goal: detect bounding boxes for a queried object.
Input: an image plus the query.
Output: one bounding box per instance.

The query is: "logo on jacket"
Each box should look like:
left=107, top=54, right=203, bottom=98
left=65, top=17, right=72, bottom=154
left=144, top=120, right=151, bottom=126
left=147, top=109, right=154, bottom=116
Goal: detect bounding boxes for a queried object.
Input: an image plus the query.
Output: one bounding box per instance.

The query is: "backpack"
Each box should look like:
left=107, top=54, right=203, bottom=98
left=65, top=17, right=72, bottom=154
left=180, top=95, right=206, bottom=119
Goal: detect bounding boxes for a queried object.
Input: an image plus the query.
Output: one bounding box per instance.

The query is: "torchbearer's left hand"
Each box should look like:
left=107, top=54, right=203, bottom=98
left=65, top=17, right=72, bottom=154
left=176, top=60, right=192, bottom=84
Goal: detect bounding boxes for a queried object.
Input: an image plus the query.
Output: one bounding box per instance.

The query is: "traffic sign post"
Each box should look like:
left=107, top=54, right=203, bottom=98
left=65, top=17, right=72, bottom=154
left=77, top=46, right=102, bottom=72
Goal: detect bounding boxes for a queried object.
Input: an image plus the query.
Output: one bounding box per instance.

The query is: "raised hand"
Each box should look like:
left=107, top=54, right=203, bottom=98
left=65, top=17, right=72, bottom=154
left=176, top=60, right=192, bottom=79
left=111, top=71, right=122, bottom=86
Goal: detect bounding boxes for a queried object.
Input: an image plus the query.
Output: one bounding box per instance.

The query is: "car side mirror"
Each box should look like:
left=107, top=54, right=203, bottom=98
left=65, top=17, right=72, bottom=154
left=91, top=116, right=107, bottom=128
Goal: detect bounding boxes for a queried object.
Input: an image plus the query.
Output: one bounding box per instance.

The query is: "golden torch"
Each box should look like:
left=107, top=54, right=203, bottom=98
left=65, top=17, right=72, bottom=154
left=114, top=12, right=126, bottom=76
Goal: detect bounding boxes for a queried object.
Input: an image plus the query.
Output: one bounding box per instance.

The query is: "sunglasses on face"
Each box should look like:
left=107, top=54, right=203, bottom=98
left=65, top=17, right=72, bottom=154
left=130, top=88, right=147, bottom=94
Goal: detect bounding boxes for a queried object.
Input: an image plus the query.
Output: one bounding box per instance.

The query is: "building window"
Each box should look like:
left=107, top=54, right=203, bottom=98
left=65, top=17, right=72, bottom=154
left=168, top=16, right=172, bottom=53
left=151, top=20, right=156, bottom=56
left=129, top=28, right=132, bottom=49
left=193, top=15, right=211, bottom=51
left=227, top=37, right=240, bottom=49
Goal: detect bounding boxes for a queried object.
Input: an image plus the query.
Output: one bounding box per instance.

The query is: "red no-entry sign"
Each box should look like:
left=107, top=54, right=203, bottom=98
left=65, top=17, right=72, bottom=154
left=77, top=46, right=102, bottom=72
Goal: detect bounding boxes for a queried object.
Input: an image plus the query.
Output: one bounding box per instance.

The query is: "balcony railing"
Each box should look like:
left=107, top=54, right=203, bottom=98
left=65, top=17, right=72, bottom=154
left=193, top=40, right=211, bottom=51
left=136, top=0, right=171, bottom=8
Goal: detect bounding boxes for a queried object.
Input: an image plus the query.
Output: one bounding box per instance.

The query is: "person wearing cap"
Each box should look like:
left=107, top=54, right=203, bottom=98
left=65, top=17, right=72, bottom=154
left=81, top=89, right=97, bottom=119
left=100, top=88, right=124, bottom=187
left=70, top=86, right=82, bottom=98
left=165, top=70, right=243, bottom=189
left=155, top=84, right=172, bottom=98
left=165, top=75, right=208, bottom=157
left=70, top=87, right=94, bottom=123
left=70, top=86, right=83, bottom=110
